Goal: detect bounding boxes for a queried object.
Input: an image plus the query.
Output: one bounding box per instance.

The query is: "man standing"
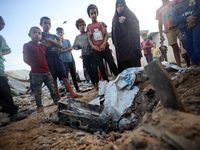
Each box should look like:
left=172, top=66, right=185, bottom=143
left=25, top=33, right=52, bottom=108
left=156, top=0, right=182, bottom=67
left=0, top=16, right=27, bottom=121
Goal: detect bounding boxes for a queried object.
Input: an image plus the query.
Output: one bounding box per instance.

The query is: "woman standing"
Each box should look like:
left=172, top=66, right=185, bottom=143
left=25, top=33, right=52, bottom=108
left=112, top=0, right=141, bottom=73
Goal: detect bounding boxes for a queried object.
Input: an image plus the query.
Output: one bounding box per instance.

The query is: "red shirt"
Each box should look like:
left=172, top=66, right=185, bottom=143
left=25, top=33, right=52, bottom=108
left=87, top=22, right=109, bottom=47
left=156, top=0, right=179, bottom=32
left=23, top=41, right=50, bottom=73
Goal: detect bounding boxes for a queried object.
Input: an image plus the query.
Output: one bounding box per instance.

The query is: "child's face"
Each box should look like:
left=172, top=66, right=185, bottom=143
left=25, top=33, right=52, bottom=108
left=142, top=35, right=147, bottom=41
left=89, top=9, right=98, bottom=21
left=78, top=23, right=86, bottom=33
left=40, top=19, right=51, bottom=32
left=56, top=30, right=64, bottom=38
left=160, top=42, right=164, bottom=46
left=117, top=3, right=124, bottom=14
left=153, top=43, right=156, bottom=47
left=29, top=28, right=42, bottom=42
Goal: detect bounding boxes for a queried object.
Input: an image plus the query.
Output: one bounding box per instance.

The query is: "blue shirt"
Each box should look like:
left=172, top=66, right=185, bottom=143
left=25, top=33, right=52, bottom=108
left=172, top=0, right=200, bottom=29
left=59, top=39, right=74, bottom=62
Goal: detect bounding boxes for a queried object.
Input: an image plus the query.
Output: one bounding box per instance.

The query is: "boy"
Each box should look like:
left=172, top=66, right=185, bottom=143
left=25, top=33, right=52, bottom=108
left=156, top=0, right=183, bottom=67
left=152, top=42, right=162, bottom=60
left=73, top=18, right=99, bottom=91
left=56, top=27, right=81, bottom=92
left=0, top=16, right=27, bottom=121
left=159, top=41, right=168, bottom=61
left=23, top=26, right=59, bottom=113
left=140, top=33, right=154, bottom=64
left=39, top=16, right=82, bottom=99
left=87, top=4, right=119, bottom=82
left=172, top=0, right=200, bottom=67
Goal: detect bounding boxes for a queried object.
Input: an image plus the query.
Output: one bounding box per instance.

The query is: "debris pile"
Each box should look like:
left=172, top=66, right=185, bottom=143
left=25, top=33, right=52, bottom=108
left=0, top=62, right=200, bottom=150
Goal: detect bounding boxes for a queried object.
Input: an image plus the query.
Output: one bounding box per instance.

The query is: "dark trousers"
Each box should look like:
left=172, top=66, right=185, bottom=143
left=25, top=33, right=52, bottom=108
left=63, top=62, right=79, bottom=91
left=145, top=54, right=153, bottom=64
left=118, top=57, right=141, bottom=73
left=0, top=76, right=18, bottom=115
left=160, top=53, right=168, bottom=62
left=184, top=53, right=191, bottom=67
left=93, top=46, right=119, bottom=81
left=83, top=54, right=99, bottom=84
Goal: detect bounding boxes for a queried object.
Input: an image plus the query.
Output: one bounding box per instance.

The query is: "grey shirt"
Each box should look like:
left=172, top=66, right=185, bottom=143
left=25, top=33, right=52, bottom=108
left=73, top=32, right=92, bottom=56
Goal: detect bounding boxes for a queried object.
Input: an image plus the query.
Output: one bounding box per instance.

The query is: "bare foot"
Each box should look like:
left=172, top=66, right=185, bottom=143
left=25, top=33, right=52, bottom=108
left=190, top=65, right=198, bottom=68
left=96, top=83, right=99, bottom=91
left=93, top=84, right=97, bottom=92
left=94, top=84, right=99, bottom=92
left=37, top=107, right=44, bottom=113
left=71, top=93, right=83, bottom=98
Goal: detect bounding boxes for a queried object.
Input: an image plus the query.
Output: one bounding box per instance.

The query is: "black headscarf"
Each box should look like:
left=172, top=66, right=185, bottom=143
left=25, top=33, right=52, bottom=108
left=112, top=0, right=141, bottom=62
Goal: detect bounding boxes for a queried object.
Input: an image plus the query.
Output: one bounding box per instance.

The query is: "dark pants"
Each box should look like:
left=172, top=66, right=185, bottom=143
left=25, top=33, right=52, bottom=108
left=93, top=46, right=119, bottom=81
left=32, top=72, right=58, bottom=109
left=145, top=54, right=153, bottom=64
left=0, top=76, right=18, bottom=115
left=160, top=53, right=168, bottom=62
left=118, top=57, right=141, bottom=73
left=83, top=54, right=99, bottom=84
left=63, top=62, right=79, bottom=91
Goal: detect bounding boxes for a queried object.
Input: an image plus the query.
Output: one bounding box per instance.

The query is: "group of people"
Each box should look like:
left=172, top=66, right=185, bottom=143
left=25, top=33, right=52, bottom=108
left=0, top=0, right=199, bottom=121
left=141, top=34, right=168, bottom=64
left=141, top=0, right=200, bottom=68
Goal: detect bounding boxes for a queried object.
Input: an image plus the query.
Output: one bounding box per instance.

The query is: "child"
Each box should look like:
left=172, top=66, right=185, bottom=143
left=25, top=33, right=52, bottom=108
left=56, top=27, right=81, bottom=92
left=0, top=16, right=27, bottom=121
left=156, top=0, right=183, bottom=67
left=86, top=4, right=119, bottom=82
left=172, top=0, right=200, bottom=67
left=39, top=16, right=83, bottom=99
left=73, top=18, right=99, bottom=91
left=141, top=33, right=153, bottom=64
left=23, top=26, right=58, bottom=113
left=159, top=41, right=168, bottom=61
left=152, top=42, right=162, bottom=60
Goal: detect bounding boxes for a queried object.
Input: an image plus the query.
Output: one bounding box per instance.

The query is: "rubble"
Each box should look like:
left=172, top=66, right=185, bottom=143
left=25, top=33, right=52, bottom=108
left=0, top=66, right=200, bottom=150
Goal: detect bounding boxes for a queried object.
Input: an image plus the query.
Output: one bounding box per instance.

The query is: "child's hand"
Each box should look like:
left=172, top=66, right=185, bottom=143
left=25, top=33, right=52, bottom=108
left=92, top=46, right=101, bottom=52
left=143, top=45, right=148, bottom=49
left=186, top=14, right=197, bottom=23
left=41, top=40, right=53, bottom=48
left=45, top=38, right=54, bottom=43
left=100, top=44, right=106, bottom=51
left=186, top=22, right=195, bottom=30
left=119, top=16, right=126, bottom=23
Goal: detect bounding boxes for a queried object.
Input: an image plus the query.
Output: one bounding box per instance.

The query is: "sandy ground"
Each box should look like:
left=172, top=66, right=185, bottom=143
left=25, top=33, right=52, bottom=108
left=0, top=68, right=200, bottom=150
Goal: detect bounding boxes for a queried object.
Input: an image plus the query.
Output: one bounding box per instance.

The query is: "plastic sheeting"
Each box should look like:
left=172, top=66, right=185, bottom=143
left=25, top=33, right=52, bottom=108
left=90, top=67, right=148, bottom=122
left=6, top=69, right=30, bottom=94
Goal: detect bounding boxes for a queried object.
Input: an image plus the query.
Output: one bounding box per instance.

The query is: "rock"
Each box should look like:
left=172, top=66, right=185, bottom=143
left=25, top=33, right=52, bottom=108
left=94, top=131, right=100, bottom=135
left=75, top=132, right=85, bottom=137
left=77, top=138, right=86, bottom=146
left=131, top=137, right=147, bottom=148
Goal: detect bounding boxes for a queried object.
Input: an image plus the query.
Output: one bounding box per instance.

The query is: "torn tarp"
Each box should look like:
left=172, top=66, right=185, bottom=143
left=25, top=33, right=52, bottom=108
left=161, top=61, right=181, bottom=72
left=90, top=67, right=147, bottom=122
